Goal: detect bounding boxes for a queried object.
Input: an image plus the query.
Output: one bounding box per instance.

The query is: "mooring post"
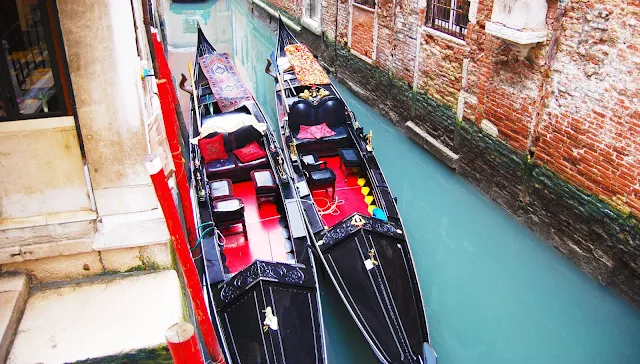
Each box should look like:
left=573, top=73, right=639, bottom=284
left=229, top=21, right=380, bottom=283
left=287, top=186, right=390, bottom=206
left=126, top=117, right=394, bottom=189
left=145, top=154, right=226, bottom=364
left=166, top=322, right=205, bottom=364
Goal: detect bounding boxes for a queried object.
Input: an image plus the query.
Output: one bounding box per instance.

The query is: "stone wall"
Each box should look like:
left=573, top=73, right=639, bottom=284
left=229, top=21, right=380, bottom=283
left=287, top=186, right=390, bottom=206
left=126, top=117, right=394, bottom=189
left=250, top=0, right=640, bottom=307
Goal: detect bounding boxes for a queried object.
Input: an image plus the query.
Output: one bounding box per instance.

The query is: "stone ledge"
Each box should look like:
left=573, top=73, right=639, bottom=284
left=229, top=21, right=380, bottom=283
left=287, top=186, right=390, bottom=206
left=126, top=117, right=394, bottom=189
left=7, top=270, right=182, bottom=364
left=0, top=273, right=28, bottom=364
left=404, top=121, right=459, bottom=169
left=301, top=17, right=321, bottom=36
left=485, top=22, right=547, bottom=45
left=0, top=210, right=96, bottom=231
left=93, top=209, right=169, bottom=251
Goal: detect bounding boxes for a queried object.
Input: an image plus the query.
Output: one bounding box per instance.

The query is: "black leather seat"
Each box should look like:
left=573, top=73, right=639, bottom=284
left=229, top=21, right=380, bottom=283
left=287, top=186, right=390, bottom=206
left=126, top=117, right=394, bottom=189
left=308, top=168, right=337, bottom=199
left=250, top=169, right=278, bottom=209
left=288, top=96, right=351, bottom=156
left=209, top=179, right=234, bottom=201
left=202, top=124, right=269, bottom=182
left=212, top=197, right=247, bottom=238
left=301, top=153, right=327, bottom=172
left=338, top=148, right=362, bottom=173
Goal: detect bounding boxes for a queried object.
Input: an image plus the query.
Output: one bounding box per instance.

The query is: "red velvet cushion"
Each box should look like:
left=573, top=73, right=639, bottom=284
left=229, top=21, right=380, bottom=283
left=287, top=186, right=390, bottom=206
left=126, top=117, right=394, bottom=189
left=199, top=134, right=227, bottom=162
left=310, top=123, right=336, bottom=138
left=233, top=141, right=267, bottom=163
left=296, top=125, right=317, bottom=139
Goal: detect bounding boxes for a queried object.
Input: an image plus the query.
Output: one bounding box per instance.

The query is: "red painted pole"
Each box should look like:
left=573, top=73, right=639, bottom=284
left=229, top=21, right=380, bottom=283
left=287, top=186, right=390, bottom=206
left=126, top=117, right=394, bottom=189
left=157, top=80, right=198, bottom=250
left=152, top=32, right=180, bottom=108
left=166, top=322, right=205, bottom=364
left=145, top=154, right=225, bottom=364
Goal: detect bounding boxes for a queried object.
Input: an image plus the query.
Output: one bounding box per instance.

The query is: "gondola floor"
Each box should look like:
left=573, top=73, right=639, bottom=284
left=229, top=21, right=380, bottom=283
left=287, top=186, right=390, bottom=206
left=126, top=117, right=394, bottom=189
left=311, top=156, right=370, bottom=228
left=220, top=181, right=289, bottom=273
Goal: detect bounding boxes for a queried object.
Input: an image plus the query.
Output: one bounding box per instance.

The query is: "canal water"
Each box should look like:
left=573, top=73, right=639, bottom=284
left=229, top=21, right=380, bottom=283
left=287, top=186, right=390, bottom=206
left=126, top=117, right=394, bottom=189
left=163, top=0, right=640, bottom=363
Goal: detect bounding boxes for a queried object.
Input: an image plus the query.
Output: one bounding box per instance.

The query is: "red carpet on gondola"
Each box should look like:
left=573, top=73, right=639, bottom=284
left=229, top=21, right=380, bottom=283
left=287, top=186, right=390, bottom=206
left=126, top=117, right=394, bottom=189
left=221, top=181, right=289, bottom=274
left=311, top=156, right=370, bottom=228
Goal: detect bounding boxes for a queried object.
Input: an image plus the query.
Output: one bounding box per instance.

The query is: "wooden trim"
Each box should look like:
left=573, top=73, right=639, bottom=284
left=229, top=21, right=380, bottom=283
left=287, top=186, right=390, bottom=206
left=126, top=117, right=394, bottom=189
left=47, top=0, right=73, bottom=116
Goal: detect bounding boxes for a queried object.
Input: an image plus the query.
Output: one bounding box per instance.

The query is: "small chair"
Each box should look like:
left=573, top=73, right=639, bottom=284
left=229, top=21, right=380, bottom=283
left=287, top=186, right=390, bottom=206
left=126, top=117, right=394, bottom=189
left=209, top=179, right=234, bottom=202
left=308, top=168, right=337, bottom=199
left=301, top=153, right=327, bottom=172
left=250, top=169, right=278, bottom=209
left=211, top=197, right=247, bottom=238
left=338, top=148, right=362, bottom=175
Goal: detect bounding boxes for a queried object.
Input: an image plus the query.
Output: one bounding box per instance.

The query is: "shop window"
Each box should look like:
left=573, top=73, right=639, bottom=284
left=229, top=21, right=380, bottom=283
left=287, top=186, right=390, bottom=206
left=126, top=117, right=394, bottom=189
left=425, top=0, right=470, bottom=40
left=0, top=0, right=71, bottom=121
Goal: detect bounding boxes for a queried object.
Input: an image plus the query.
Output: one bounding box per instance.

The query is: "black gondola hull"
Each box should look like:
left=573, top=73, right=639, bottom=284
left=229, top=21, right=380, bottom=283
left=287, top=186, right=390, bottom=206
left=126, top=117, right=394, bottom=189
left=192, top=23, right=327, bottom=364
left=271, top=18, right=436, bottom=364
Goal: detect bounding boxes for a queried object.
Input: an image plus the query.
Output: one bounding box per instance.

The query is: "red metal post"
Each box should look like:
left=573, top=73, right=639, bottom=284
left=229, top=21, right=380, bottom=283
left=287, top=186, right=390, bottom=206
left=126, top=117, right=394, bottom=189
left=157, top=78, right=198, bottom=250
left=166, top=322, right=205, bottom=364
left=152, top=32, right=180, bottom=108
left=145, top=154, right=225, bottom=364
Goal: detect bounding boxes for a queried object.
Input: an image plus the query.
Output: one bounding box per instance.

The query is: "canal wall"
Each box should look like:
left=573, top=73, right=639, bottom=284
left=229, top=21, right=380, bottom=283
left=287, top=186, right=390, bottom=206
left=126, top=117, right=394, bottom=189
left=247, top=0, right=640, bottom=308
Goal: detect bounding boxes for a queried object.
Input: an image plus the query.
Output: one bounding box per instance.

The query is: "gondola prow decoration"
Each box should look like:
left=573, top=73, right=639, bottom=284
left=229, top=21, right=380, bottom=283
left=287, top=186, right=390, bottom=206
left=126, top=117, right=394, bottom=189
left=365, top=130, right=373, bottom=152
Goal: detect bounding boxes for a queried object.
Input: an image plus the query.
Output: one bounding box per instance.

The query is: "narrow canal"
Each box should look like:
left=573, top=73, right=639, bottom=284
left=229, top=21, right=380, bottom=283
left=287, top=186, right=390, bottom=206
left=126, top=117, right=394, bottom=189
left=163, top=1, right=640, bottom=363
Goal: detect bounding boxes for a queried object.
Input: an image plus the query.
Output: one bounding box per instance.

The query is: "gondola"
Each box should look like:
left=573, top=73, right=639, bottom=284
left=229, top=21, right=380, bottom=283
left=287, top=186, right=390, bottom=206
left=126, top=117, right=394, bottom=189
left=267, top=18, right=437, bottom=364
left=185, top=24, right=327, bottom=363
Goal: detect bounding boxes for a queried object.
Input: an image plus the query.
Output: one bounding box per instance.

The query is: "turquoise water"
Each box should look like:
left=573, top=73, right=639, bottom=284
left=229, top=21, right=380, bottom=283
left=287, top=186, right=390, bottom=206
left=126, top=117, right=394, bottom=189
left=164, top=1, right=640, bottom=363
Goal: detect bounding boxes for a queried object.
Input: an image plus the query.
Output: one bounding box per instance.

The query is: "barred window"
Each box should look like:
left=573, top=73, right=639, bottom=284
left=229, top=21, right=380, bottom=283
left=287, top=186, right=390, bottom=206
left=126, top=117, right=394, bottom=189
left=425, top=0, right=470, bottom=40
left=354, top=0, right=375, bottom=9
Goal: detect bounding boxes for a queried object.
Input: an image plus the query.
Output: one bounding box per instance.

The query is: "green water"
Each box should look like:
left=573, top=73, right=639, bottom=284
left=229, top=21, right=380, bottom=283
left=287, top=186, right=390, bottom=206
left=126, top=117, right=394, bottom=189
left=164, top=1, right=640, bottom=363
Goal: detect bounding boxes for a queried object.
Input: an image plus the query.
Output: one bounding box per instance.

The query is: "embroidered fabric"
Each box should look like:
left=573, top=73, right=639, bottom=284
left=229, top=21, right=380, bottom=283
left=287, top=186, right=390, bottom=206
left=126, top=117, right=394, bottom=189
left=199, top=134, right=228, bottom=162
left=233, top=141, right=267, bottom=163
left=297, top=125, right=317, bottom=139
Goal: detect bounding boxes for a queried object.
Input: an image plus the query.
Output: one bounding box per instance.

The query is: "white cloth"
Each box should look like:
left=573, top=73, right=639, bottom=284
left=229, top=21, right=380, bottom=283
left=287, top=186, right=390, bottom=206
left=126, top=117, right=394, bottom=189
left=190, top=112, right=267, bottom=144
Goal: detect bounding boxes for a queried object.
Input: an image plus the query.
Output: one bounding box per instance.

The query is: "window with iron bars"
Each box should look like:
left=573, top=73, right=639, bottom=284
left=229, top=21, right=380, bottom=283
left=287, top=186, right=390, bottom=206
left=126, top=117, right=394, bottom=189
left=354, top=0, right=376, bottom=9
left=425, top=0, right=470, bottom=41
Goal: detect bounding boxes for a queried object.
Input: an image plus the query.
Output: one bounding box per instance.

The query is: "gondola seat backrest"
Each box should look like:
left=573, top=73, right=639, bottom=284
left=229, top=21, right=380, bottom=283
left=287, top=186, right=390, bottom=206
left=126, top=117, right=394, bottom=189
left=230, top=124, right=264, bottom=149
left=317, top=97, right=346, bottom=128
left=288, top=96, right=347, bottom=136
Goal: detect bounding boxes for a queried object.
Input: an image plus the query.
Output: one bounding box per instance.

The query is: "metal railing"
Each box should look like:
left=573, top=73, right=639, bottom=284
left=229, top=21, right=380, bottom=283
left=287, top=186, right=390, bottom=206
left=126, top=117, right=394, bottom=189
left=425, top=0, right=470, bottom=40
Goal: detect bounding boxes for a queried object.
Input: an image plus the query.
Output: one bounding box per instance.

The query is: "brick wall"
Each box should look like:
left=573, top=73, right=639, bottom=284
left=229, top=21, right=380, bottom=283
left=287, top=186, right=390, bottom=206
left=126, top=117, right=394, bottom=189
left=537, top=1, right=640, bottom=218
left=251, top=0, right=640, bottom=307
left=350, top=5, right=375, bottom=59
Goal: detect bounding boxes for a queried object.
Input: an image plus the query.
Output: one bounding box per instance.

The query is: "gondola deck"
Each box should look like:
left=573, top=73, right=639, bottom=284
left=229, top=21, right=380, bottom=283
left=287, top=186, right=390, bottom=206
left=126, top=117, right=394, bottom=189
left=269, top=18, right=437, bottom=364
left=189, top=24, right=327, bottom=364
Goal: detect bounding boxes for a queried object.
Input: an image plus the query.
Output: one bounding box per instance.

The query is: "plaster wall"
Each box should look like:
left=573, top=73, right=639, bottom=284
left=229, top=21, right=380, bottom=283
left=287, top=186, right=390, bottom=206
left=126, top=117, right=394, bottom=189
left=490, top=0, right=548, bottom=30
left=56, top=0, right=157, bottom=217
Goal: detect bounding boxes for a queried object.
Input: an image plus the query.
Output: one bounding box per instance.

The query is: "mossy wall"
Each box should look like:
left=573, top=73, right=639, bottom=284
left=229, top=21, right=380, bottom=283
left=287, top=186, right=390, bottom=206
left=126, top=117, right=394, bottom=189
left=75, top=345, right=173, bottom=364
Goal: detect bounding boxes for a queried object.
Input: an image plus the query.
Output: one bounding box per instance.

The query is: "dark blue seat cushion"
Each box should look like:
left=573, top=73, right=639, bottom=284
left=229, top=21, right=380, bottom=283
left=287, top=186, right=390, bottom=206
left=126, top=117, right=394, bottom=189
left=236, top=156, right=269, bottom=170
left=308, top=168, right=336, bottom=186
left=205, top=157, right=236, bottom=175
left=338, top=148, right=362, bottom=167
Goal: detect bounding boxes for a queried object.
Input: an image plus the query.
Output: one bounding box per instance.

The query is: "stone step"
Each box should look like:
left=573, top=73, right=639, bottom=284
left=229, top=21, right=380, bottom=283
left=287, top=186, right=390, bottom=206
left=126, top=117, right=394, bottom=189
left=0, top=273, right=29, bottom=364
left=7, top=270, right=183, bottom=364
